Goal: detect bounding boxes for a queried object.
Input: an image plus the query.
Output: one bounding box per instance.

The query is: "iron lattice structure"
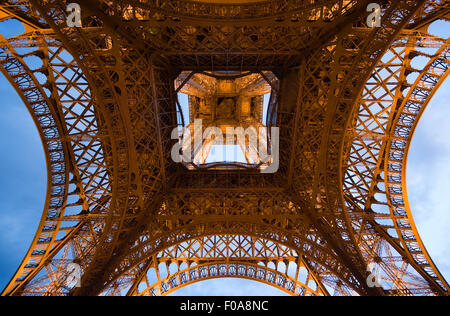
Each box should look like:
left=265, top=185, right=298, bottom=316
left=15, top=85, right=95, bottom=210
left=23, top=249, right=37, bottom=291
left=0, top=0, right=449, bottom=296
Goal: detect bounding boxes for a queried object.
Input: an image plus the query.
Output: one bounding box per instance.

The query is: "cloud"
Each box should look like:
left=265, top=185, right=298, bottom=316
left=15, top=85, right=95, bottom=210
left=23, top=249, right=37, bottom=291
left=407, top=79, right=450, bottom=281
left=0, top=75, right=46, bottom=290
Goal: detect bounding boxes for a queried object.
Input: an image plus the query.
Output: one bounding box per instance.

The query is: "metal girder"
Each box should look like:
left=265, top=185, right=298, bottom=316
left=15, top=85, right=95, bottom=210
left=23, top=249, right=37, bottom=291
left=0, top=0, right=448, bottom=296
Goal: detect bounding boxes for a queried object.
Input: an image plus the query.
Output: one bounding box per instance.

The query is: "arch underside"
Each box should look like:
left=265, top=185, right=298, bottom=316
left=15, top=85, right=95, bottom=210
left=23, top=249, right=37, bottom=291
left=139, top=262, right=323, bottom=297
left=0, top=0, right=449, bottom=296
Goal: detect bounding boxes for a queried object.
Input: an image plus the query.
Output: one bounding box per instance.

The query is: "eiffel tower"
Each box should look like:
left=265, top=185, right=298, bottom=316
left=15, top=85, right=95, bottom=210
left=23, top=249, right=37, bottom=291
left=0, top=0, right=449, bottom=296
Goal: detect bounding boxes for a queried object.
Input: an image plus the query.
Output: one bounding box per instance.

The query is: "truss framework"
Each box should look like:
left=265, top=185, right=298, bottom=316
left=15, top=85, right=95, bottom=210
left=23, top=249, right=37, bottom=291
left=0, top=0, right=448, bottom=296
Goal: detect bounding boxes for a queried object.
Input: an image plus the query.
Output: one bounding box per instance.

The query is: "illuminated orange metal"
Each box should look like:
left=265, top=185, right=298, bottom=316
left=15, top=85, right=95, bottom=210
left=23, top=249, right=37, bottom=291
left=0, top=0, right=448, bottom=296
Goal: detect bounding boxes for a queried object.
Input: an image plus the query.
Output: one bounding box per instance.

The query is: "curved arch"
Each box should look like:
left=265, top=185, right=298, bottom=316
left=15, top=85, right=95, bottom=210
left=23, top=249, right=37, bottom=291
left=384, top=38, right=450, bottom=292
left=0, top=13, right=113, bottom=295
left=22, top=0, right=156, bottom=297
left=0, top=32, right=70, bottom=295
left=137, top=262, right=324, bottom=297
left=1, top=0, right=448, bottom=297
left=283, top=0, right=428, bottom=297
left=89, top=184, right=361, bottom=296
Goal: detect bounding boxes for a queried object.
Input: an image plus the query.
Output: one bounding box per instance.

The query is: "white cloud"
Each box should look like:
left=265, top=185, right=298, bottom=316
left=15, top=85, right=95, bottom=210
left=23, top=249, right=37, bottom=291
left=407, top=79, right=450, bottom=281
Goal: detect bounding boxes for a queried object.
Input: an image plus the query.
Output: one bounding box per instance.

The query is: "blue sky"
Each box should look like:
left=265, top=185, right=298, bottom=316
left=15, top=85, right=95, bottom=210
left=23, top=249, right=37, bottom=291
left=0, top=72, right=47, bottom=291
left=0, top=20, right=448, bottom=296
left=177, top=92, right=271, bottom=164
